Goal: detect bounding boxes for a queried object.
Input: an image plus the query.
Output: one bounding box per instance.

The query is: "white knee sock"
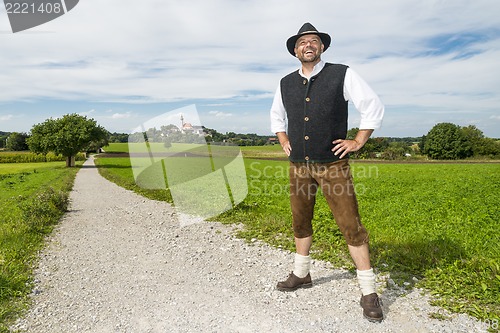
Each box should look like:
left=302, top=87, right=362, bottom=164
left=357, top=268, right=377, bottom=296
left=293, top=253, right=311, bottom=278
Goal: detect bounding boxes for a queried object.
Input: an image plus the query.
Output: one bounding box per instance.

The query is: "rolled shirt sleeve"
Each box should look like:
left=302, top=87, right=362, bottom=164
left=344, top=68, right=384, bottom=130
left=270, top=83, right=287, bottom=133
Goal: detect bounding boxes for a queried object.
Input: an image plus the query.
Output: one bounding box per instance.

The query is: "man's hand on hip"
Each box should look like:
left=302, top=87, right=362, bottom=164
left=332, top=139, right=362, bottom=159
left=332, top=129, right=374, bottom=159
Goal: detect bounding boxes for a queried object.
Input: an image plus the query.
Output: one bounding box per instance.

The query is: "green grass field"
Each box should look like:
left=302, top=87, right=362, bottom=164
left=95, top=143, right=500, bottom=324
left=0, top=161, right=67, bottom=174
left=103, top=142, right=288, bottom=159
left=0, top=160, right=81, bottom=332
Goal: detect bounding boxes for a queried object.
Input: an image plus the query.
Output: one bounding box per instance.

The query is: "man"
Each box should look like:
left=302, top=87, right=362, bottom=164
left=270, top=22, right=385, bottom=322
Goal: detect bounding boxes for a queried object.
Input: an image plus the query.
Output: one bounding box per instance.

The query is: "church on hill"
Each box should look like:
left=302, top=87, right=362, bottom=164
left=180, top=114, right=204, bottom=136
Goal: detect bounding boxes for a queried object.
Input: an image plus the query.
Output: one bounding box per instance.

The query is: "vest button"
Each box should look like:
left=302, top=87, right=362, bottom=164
left=304, top=116, right=309, bottom=121
left=303, top=79, right=307, bottom=85
left=305, top=97, right=311, bottom=102
left=305, top=136, right=310, bottom=140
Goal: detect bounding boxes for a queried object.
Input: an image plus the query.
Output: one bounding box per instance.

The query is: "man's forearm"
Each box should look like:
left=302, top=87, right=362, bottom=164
left=276, top=132, right=292, bottom=156
left=276, top=132, right=289, bottom=145
left=354, top=129, right=374, bottom=147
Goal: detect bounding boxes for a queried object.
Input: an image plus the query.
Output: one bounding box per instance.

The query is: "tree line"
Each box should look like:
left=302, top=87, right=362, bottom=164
left=114, top=126, right=270, bottom=146
left=1, top=115, right=499, bottom=166
left=348, top=123, right=500, bottom=160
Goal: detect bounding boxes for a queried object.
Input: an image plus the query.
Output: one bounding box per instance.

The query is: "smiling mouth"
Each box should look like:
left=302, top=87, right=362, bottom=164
left=304, top=49, right=315, bottom=56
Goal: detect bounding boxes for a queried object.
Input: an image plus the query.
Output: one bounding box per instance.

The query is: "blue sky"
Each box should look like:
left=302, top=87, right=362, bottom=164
left=1, top=0, right=499, bottom=138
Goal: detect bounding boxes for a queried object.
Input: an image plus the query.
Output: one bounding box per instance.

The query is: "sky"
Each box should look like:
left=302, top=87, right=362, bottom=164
left=1, top=0, right=499, bottom=138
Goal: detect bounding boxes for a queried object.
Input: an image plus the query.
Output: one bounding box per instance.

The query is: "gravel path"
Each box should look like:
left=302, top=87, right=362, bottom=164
left=12, top=157, right=486, bottom=333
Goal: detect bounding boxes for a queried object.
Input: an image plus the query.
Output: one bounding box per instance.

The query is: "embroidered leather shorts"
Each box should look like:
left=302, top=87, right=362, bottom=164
left=289, top=159, right=369, bottom=246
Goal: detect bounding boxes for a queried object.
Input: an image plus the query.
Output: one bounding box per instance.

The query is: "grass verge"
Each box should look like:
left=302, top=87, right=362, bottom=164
left=94, top=157, right=171, bottom=202
left=0, top=161, right=82, bottom=332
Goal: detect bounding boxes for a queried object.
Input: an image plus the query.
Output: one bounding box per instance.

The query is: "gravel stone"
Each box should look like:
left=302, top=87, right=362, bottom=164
left=10, top=156, right=487, bottom=332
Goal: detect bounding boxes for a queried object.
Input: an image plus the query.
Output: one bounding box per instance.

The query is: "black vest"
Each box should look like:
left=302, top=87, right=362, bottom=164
left=281, top=63, right=349, bottom=163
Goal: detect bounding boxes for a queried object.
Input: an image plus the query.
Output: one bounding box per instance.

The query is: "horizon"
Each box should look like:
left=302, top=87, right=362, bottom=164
left=2, top=122, right=498, bottom=140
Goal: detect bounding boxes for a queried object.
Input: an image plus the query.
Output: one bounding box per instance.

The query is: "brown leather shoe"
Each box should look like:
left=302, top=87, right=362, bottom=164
left=276, top=272, right=312, bottom=291
left=360, top=293, right=384, bottom=322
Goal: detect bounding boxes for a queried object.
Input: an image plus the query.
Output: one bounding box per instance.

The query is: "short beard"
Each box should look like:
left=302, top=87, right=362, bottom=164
left=298, top=52, right=321, bottom=64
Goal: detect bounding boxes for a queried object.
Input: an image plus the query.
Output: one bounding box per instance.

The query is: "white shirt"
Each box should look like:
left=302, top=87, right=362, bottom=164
left=270, top=60, right=384, bottom=133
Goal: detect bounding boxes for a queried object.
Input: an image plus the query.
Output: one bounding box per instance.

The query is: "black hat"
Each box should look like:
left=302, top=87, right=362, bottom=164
left=286, top=22, right=331, bottom=56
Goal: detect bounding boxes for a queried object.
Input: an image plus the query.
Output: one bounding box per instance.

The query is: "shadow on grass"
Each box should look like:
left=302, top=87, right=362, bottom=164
left=93, top=163, right=132, bottom=169
left=372, top=236, right=467, bottom=285
left=371, top=236, right=468, bottom=314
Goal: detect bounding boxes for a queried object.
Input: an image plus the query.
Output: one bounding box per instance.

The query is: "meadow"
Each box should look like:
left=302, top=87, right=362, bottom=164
left=103, top=141, right=287, bottom=159
left=96, top=143, right=500, bottom=325
left=0, top=143, right=498, bottom=331
left=0, top=157, right=81, bottom=332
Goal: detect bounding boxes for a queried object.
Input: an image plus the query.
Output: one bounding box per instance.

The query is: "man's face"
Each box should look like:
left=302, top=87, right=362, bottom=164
left=294, top=34, right=324, bottom=64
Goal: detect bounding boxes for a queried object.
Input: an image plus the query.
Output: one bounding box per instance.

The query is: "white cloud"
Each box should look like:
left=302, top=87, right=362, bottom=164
left=0, top=114, right=14, bottom=121
left=209, top=111, right=232, bottom=118
left=0, top=0, right=499, bottom=137
left=79, top=109, right=96, bottom=116
left=110, top=112, right=132, bottom=120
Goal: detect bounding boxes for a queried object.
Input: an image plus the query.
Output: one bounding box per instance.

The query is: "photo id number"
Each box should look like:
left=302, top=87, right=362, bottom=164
left=5, top=2, right=63, bottom=14
left=479, top=318, right=499, bottom=330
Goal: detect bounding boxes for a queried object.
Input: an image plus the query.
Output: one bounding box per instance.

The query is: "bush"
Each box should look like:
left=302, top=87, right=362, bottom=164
left=18, top=187, right=70, bottom=233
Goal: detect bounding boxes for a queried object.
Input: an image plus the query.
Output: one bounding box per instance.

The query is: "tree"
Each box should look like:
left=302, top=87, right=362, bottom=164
left=423, top=123, right=472, bottom=160
left=163, top=137, right=172, bottom=149
left=0, top=132, right=9, bottom=148
left=460, top=125, right=500, bottom=158
left=346, top=127, right=359, bottom=140
left=108, top=132, right=130, bottom=143
left=27, top=114, right=109, bottom=167
left=460, top=125, right=483, bottom=147
left=6, top=132, right=29, bottom=151
left=419, top=135, right=426, bottom=153
left=381, top=141, right=407, bottom=160
left=479, top=138, right=500, bottom=158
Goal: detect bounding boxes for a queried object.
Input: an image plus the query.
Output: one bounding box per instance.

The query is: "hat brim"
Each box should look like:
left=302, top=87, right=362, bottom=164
left=286, top=31, right=331, bottom=56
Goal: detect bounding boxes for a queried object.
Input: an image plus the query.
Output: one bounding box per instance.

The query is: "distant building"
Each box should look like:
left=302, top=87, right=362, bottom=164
left=180, top=115, right=204, bottom=136
left=268, top=137, right=278, bottom=144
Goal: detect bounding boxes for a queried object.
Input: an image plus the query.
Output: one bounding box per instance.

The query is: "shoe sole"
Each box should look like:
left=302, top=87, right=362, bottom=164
left=363, top=313, right=383, bottom=323
left=276, top=282, right=313, bottom=292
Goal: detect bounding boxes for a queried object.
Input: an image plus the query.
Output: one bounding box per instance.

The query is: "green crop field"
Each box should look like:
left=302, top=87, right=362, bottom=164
left=0, top=151, right=86, bottom=164
left=95, top=143, right=500, bottom=324
left=0, top=161, right=67, bottom=174
left=103, top=142, right=288, bottom=159
left=0, top=160, right=81, bottom=332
